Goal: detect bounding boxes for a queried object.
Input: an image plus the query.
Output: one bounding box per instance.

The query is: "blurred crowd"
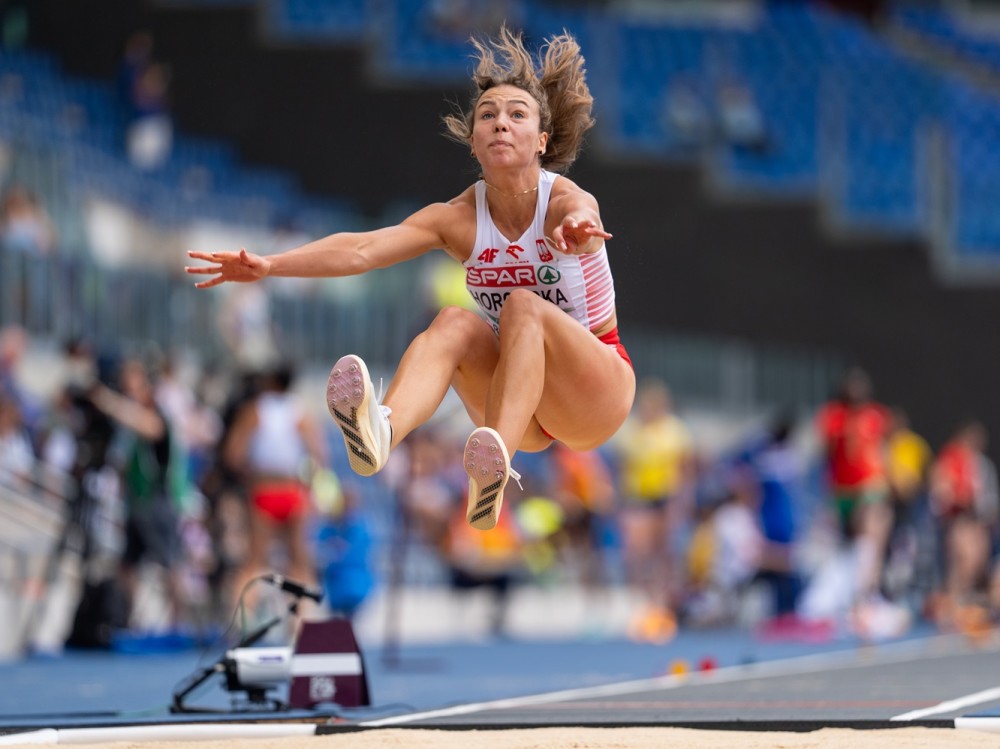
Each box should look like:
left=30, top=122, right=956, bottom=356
left=2, top=320, right=999, bottom=652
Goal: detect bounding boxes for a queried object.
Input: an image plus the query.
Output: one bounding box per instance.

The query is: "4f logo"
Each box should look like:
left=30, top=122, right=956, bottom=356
left=478, top=248, right=500, bottom=263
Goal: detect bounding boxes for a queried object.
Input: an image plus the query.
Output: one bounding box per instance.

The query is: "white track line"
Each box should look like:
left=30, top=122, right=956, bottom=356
left=955, top=717, right=1000, bottom=733
left=892, top=686, right=1000, bottom=721
left=362, top=633, right=983, bottom=727
left=0, top=724, right=318, bottom=745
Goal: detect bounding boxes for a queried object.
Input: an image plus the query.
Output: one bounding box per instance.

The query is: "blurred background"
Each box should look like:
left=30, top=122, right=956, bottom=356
left=1, top=0, right=1000, bottom=688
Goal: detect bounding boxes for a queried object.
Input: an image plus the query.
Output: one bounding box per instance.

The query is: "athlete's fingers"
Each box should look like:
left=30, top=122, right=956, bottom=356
left=185, top=264, right=221, bottom=275
left=550, top=225, right=567, bottom=250
left=574, top=219, right=612, bottom=240
left=193, top=275, right=225, bottom=289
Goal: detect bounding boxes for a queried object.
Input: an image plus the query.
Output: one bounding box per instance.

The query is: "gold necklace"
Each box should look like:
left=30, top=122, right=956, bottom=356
left=484, top=181, right=538, bottom=198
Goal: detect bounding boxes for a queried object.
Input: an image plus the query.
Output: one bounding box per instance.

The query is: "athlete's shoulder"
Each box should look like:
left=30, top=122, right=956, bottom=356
left=404, top=188, right=475, bottom=225
left=438, top=187, right=478, bottom=232
left=404, top=186, right=477, bottom=261
left=447, top=184, right=478, bottom=215
left=548, top=172, right=584, bottom=194
left=547, top=174, right=599, bottom=212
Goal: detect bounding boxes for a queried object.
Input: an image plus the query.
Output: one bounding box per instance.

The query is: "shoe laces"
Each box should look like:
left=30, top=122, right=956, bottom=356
left=376, top=377, right=392, bottom=419
left=508, top=465, right=523, bottom=491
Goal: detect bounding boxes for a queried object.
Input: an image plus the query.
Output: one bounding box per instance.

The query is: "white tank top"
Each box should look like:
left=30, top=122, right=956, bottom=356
left=247, top=392, right=306, bottom=478
left=464, top=169, right=616, bottom=335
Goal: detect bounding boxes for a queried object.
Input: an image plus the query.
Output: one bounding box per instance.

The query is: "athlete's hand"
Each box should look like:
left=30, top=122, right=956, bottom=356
left=550, top=216, right=612, bottom=255
left=185, top=249, right=271, bottom=288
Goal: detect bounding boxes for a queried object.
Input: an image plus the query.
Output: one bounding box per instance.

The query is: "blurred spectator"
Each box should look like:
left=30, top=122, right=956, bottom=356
left=0, top=325, right=26, bottom=404
left=313, top=477, right=374, bottom=620
left=0, top=324, right=42, bottom=441
left=715, top=79, right=771, bottom=154
left=154, top=354, right=221, bottom=492
left=0, top=392, right=35, bottom=489
left=218, top=284, right=279, bottom=371
left=89, top=357, right=186, bottom=632
left=1, top=186, right=57, bottom=331
left=175, top=491, right=217, bottom=636
left=684, top=422, right=810, bottom=633
left=613, top=378, right=694, bottom=643
left=223, top=363, right=327, bottom=613
left=38, top=340, right=117, bottom=542
left=662, top=75, right=713, bottom=148
left=442, top=501, right=522, bottom=638
left=713, top=478, right=767, bottom=618
left=886, top=408, right=932, bottom=511
left=118, top=31, right=172, bottom=171
left=0, top=184, right=56, bottom=254
left=735, top=413, right=806, bottom=624
left=400, top=428, right=462, bottom=552
left=118, top=31, right=154, bottom=108
left=683, top=482, right=765, bottom=628
left=883, top=407, right=932, bottom=603
left=928, top=420, right=999, bottom=633
left=195, top=367, right=259, bottom=608
left=546, top=443, right=616, bottom=596
left=53, top=344, right=127, bottom=650
left=55, top=340, right=116, bottom=485
left=816, top=367, right=892, bottom=604
left=127, top=62, right=172, bottom=170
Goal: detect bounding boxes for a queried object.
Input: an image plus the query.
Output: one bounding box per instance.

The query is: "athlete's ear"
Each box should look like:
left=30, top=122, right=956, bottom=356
left=538, top=132, right=549, bottom=155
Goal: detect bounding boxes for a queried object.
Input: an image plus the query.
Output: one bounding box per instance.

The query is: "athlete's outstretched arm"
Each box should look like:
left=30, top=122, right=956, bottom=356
left=186, top=202, right=456, bottom=289
left=546, top=179, right=613, bottom=256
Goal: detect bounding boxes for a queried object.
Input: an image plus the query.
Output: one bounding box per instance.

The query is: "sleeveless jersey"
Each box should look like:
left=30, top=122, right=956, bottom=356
left=464, top=169, right=616, bottom=335
left=247, top=392, right=306, bottom=478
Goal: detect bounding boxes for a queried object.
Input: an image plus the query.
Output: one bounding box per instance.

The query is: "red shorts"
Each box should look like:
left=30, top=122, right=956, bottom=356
left=597, top=326, right=633, bottom=369
left=251, top=481, right=308, bottom=523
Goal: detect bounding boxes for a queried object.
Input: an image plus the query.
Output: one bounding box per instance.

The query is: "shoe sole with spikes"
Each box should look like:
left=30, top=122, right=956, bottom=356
left=326, top=354, right=388, bottom=477
left=464, top=427, right=514, bottom=531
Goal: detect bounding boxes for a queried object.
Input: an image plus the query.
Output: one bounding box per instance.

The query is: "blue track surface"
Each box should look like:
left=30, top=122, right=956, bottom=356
left=0, top=623, right=951, bottom=726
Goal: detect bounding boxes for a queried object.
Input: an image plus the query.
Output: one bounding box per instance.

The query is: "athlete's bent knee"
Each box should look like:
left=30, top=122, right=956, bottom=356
left=424, top=305, right=490, bottom=342
left=432, top=305, right=482, bottom=329
left=498, top=289, right=543, bottom=328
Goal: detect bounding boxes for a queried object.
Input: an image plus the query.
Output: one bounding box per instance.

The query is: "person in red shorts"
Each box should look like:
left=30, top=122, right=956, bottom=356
left=816, top=367, right=892, bottom=606
left=224, top=364, right=328, bottom=610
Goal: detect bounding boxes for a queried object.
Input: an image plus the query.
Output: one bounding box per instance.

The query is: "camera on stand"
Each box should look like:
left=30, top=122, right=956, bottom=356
left=171, top=575, right=369, bottom=714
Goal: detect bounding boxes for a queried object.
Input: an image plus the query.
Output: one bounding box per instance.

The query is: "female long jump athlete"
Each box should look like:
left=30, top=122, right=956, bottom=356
left=187, top=26, right=636, bottom=530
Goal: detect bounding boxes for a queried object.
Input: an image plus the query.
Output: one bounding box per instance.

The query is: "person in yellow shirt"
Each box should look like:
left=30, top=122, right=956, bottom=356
left=887, top=408, right=932, bottom=512
left=613, top=378, right=694, bottom=642
left=884, top=408, right=932, bottom=604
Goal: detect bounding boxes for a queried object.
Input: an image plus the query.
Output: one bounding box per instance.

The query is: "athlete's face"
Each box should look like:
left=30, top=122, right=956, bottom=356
left=471, top=85, right=548, bottom=168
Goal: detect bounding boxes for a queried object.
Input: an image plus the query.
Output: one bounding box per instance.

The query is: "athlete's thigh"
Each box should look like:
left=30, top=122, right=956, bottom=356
left=532, top=304, right=636, bottom=449
left=450, top=316, right=500, bottom=428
